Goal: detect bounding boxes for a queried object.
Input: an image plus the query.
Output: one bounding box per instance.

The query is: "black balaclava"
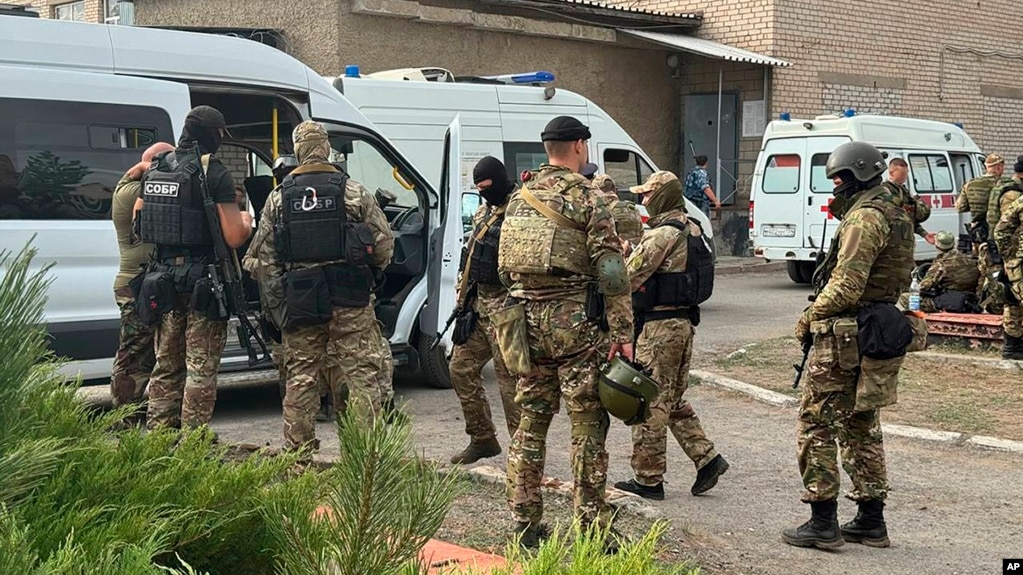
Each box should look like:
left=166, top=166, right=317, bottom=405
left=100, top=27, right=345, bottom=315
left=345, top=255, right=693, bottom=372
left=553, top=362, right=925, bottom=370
left=473, top=156, right=513, bottom=206
left=178, top=121, right=222, bottom=155
left=830, top=170, right=882, bottom=220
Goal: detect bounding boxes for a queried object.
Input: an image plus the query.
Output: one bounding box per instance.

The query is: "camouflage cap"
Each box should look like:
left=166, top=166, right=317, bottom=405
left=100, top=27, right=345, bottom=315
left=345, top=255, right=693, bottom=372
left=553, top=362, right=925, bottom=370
left=592, top=174, right=616, bottom=194
left=630, top=170, right=679, bottom=196
left=935, top=230, right=956, bottom=251
left=985, top=153, right=1005, bottom=167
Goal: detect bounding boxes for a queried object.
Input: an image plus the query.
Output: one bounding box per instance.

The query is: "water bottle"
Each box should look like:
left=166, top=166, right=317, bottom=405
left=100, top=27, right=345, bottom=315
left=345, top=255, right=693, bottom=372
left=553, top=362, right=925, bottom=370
left=908, top=277, right=921, bottom=312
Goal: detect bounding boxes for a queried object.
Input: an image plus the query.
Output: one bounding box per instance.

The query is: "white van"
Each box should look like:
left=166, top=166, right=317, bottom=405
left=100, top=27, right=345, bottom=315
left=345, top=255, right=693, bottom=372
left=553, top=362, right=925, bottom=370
left=327, top=66, right=715, bottom=248
left=749, top=113, right=984, bottom=284
left=0, top=17, right=463, bottom=388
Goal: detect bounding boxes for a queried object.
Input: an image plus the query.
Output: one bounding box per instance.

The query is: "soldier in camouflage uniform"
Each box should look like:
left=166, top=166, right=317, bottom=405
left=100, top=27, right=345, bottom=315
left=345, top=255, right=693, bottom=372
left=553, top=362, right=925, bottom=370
left=785, top=142, right=915, bottom=550
left=991, top=155, right=1023, bottom=360
left=498, top=116, right=634, bottom=551
left=447, top=156, right=521, bottom=465
left=957, top=154, right=1008, bottom=255
left=245, top=121, right=394, bottom=451
left=898, top=231, right=979, bottom=312
left=613, top=171, right=728, bottom=501
left=882, top=157, right=934, bottom=244
left=110, top=142, right=174, bottom=416
left=141, top=106, right=253, bottom=431
left=591, top=174, right=644, bottom=253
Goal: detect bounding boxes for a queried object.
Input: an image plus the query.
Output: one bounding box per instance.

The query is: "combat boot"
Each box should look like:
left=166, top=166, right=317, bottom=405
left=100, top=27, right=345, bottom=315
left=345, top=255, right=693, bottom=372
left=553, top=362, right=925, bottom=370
left=449, top=437, right=501, bottom=465
left=691, top=454, right=729, bottom=495
left=782, top=499, right=845, bottom=550
left=613, top=479, right=665, bottom=501
left=841, top=499, right=890, bottom=548
left=508, top=521, right=549, bottom=549
left=1002, top=335, right=1023, bottom=360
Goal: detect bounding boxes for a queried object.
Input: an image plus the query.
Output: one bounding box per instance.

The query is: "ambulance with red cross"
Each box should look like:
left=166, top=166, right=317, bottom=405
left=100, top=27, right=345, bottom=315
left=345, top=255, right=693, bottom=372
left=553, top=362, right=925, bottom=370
left=748, top=111, right=984, bottom=284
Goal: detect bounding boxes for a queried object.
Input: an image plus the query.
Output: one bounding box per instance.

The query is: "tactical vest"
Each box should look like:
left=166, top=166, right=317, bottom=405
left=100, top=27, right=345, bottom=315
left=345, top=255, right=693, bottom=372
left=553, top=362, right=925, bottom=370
left=633, top=220, right=714, bottom=311
left=276, top=171, right=348, bottom=263
left=988, top=181, right=1023, bottom=231
left=815, top=188, right=914, bottom=303
left=609, top=200, right=644, bottom=244
left=499, top=169, right=592, bottom=277
left=963, top=175, right=999, bottom=221
left=468, top=208, right=503, bottom=285
left=138, top=151, right=213, bottom=249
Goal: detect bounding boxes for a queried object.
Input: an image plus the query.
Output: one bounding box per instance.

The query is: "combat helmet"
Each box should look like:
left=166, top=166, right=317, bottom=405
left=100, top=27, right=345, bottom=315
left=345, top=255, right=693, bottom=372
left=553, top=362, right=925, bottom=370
left=598, top=356, right=659, bottom=425
left=825, top=142, right=887, bottom=183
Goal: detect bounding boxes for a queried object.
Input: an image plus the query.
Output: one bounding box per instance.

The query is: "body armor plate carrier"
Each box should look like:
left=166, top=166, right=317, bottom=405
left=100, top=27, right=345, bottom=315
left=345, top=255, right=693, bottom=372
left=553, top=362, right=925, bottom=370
left=468, top=212, right=503, bottom=285
left=633, top=220, right=714, bottom=312
left=276, top=171, right=348, bottom=263
left=139, top=151, right=213, bottom=249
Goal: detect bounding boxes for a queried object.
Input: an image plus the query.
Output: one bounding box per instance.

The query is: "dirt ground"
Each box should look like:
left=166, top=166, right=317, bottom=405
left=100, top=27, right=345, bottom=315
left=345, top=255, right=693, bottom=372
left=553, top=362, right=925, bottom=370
left=696, top=337, right=1023, bottom=440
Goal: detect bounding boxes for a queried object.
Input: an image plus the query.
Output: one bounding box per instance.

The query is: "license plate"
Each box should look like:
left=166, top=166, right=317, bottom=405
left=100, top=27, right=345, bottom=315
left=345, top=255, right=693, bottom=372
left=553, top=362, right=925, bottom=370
left=761, top=224, right=796, bottom=238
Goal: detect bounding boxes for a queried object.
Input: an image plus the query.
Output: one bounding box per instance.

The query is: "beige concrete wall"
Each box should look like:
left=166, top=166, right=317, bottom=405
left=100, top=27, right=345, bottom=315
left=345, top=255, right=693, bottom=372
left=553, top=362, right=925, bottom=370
left=135, top=0, right=342, bottom=76
left=133, top=0, right=681, bottom=172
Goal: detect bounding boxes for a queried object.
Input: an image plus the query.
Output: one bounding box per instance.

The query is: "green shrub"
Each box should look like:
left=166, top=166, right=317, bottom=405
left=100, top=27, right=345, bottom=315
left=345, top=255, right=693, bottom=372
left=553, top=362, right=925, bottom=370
left=0, top=242, right=456, bottom=574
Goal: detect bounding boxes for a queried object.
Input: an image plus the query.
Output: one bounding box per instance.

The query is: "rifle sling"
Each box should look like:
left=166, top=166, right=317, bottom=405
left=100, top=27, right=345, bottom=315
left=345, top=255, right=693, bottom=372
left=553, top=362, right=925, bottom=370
left=520, top=186, right=584, bottom=231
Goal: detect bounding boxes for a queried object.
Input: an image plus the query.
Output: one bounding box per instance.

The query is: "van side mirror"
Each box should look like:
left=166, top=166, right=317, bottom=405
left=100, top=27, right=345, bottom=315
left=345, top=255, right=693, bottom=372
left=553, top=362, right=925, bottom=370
left=462, top=192, right=481, bottom=234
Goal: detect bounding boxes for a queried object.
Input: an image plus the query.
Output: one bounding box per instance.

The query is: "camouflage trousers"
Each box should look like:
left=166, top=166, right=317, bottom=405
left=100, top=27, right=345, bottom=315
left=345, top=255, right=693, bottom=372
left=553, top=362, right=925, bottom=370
left=797, top=333, right=889, bottom=503
left=281, top=304, right=393, bottom=449
left=146, top=295, right=227, bottom=430
left=110, top=285, right=156, bottom=408
left=1003, top=304, right=1023, bottom=338
left=450, top=312, right=520, bottom=442
left=273, top=340, right=350, bottom=413
left=507, top=299, right=611, bottom=529
left=631, top=317, right=717, bottom=486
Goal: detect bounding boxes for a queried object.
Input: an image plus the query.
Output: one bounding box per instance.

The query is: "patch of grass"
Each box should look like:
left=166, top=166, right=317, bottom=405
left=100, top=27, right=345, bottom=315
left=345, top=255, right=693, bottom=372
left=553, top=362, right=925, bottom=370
left=707, top=337, right=1023, bottom=440
left=927, top=404, right=995, bottom=434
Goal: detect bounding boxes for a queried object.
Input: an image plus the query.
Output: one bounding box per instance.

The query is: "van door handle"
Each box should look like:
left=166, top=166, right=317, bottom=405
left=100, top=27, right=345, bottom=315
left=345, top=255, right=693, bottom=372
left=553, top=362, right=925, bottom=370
left=808, top=196, right=813, bottom=206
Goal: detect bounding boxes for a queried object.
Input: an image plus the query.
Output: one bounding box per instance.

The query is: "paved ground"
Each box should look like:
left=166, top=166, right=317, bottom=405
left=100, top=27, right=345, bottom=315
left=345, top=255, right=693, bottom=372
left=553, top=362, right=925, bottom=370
left=90, top=269, right=1023, bottom=574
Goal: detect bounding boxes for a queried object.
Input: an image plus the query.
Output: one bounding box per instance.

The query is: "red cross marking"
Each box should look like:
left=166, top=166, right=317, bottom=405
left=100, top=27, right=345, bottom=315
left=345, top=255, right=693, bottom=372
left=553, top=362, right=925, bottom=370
left=820, top=198, right=835, bottom=219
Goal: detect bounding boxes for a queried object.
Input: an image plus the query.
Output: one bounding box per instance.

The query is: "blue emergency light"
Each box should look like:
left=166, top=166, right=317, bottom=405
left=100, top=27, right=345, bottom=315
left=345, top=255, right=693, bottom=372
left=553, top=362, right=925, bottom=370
left=483, top=71, right=556, bottom=85
left=779, top=112, right=791, bottom=121
left=344, top=64, right=361, bottom=78
left=953, top=122, right=964, bottom=129
left=843, top=108, right=856, bottom=117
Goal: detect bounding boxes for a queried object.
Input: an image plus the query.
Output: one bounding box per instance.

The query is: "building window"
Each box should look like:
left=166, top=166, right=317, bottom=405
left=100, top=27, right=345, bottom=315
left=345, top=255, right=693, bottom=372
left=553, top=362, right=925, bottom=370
left=54, top=1, right=86, bottom=21
left=104, top=0, right=134, bottom=25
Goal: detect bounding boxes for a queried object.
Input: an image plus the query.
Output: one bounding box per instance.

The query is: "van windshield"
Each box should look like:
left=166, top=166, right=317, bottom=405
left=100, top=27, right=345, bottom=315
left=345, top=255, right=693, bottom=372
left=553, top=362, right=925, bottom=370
left=321, top=128, right=422, bottom=209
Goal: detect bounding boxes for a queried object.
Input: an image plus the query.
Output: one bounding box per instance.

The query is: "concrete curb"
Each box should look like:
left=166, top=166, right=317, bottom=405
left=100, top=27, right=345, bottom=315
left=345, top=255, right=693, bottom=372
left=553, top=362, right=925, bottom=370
left=714, top=260, right=787, bottom=277
left=912, top=350, right=1023, bottom=371
left=465, top=464, right=662, bottom=520
left=692, top=369, right=1023, bottom=455
left=690, top=370, right=798, bottom=407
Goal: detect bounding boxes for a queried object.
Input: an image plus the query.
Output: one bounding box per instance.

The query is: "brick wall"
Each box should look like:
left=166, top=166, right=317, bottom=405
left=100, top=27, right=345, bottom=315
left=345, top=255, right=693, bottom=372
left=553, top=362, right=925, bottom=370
left=604, top=0, right=777, bottom=53
left=9, top=0, right=104, bottom=22
left=216, top=145, right=251, bottom=185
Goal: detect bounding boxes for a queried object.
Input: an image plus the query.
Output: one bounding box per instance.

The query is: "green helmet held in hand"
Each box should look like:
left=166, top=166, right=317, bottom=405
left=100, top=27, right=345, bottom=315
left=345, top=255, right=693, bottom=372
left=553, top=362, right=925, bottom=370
left=598, top=356, right=660, bottom=425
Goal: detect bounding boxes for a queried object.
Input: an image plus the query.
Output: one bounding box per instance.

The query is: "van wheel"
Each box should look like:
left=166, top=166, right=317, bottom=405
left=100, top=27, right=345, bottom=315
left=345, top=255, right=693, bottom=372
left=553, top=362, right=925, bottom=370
left=417, top=334, right=453, bottom=389
left=787, top=261, right=813, bottom=284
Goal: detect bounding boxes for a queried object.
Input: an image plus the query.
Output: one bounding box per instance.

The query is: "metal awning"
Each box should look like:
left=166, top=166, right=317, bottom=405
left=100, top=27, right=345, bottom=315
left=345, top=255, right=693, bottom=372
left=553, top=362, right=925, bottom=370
left=620, top=28, right=791, bottom=67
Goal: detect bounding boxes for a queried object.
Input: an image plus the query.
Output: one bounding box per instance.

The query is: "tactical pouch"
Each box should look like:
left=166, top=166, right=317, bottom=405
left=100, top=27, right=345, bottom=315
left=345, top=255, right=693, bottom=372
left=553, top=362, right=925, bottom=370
left=854, top=355, right=903, bottom=412
left=905, top=313, right=929, bottom=353
left=452, top=307, right=478, bottom=346
left=190, top=276, right=228, bottom=321
left=136, top=269, right=176, bottom=326
left=324, top=264, right=373, bottom=308
left=631, top=278, right=657, bottom=313
left=284, top=267, right=332, bottom=329
left=344, top=222, right=376, bottom=267
left=688, top=305, right=701, bottom=327
left=809, top=319, right=838, bottom=370
left=832, top=318, right=860, bottom=371
left=857, top=302, right=913, bottom=360
left=585, top=283, right=609, bottom=332
left=492, top=302, right=532, bottom=376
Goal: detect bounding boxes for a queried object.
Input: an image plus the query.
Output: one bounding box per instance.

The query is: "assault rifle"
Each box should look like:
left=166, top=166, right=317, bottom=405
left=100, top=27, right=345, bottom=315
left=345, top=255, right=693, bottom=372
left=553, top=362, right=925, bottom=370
left=793, top=336, right=812, bottom=389
left=195, top=147, right=272, bottom=367
left=431, top=281, right=477, bottom=352
left=795, top=215, right=830, bottom=389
